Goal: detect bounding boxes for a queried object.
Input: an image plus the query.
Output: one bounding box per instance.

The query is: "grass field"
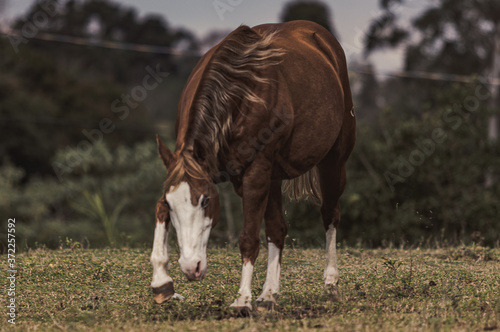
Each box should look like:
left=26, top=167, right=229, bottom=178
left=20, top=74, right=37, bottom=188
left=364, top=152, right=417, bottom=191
left=3, top=244, right=499, bottom=331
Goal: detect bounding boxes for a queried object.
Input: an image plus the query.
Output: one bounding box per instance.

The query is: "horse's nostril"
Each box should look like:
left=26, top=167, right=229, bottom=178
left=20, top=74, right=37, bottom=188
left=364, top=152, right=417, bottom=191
left=195, top=261, right=201, bottom=276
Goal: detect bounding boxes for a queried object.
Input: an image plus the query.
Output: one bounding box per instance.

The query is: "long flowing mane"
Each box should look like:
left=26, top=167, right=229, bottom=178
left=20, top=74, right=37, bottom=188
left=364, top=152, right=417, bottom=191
left=165, top=26, right=284, bottom=190
left=188, top=26, right=284, bottom=172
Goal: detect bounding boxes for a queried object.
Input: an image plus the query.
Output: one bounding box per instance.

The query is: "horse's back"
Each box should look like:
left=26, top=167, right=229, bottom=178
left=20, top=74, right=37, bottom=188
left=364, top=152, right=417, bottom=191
left=261, top=20, right=351, bottom=115
left=254, top=20, right=346, bottom=72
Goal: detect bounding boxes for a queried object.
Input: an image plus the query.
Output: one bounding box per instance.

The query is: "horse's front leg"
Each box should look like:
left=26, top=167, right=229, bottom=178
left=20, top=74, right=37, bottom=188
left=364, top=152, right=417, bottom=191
left=230, top=157, right=272, bottom=313
left=150, top=200, right=183, bottom=303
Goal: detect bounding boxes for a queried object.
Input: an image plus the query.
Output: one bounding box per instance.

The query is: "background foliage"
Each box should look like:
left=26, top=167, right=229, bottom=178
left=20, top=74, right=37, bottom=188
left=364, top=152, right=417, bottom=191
left=0, top=0, right=499, bottom=252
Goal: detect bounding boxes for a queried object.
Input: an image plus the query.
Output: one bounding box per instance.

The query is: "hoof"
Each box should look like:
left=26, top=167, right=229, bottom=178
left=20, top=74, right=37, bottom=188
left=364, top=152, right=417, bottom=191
left=325, top=284, right=341, bottom=302
left=230, top=298, right=252, bottom=317
left=152, top=282, right=175, bottom=304
left=232, top=306, right=251, bottom=317
left=256, top=300, right=276, bottom=312
left=230, top=296, right=252, bottom=315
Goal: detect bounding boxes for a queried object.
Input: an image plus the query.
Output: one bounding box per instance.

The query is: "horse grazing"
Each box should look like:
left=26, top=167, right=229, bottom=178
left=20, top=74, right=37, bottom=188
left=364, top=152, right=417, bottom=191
left=150, top=20, right=355, bottom=312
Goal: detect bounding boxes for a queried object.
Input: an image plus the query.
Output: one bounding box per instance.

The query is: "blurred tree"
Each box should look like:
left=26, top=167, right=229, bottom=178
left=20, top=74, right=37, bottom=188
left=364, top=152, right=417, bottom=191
left=1, top=0, right=199, bottom=178
left=12, top=0, right=198, bottom=83
left=365, top=0, right=500, bottom=185
left=349, top=60, right=381, bottom=120
left=0, top=37, right=151, bottom=177
left=342, top=81, right=500, bottom=247
left=280, top=0, right=339, bottom=39
left=365, top=0, right=500, bottom=74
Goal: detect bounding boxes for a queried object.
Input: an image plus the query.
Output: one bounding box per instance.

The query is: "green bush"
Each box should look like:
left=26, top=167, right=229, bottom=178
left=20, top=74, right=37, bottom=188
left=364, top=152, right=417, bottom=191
left=340, top=82, right=500, bottom=247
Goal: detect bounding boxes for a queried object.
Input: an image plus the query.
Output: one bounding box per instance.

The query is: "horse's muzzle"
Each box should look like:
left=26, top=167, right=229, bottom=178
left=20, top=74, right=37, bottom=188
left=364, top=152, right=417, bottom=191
left=179, top=258, right=207, bottom=281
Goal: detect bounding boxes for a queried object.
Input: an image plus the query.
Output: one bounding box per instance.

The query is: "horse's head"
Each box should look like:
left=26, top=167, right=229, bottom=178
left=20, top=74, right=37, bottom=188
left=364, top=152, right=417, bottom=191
left=156, top=135, right=220, bottom=281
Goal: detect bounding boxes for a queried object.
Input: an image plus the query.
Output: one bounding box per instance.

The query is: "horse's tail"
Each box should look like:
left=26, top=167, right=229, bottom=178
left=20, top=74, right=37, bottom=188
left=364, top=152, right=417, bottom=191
left=282, top=166, right=322, bottom=205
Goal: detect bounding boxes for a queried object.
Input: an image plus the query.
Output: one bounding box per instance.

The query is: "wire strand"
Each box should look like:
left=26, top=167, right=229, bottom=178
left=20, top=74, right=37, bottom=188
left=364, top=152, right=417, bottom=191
left=1, top=29, right=499, bottom=85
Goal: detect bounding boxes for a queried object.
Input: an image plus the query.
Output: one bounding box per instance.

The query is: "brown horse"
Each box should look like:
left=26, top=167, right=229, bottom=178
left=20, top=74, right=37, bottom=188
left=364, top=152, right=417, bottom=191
left=150, top=20, right=355, bottom=312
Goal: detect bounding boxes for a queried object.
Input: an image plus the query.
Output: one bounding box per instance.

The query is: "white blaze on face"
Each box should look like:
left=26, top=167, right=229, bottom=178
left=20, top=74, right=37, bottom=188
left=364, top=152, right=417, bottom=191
left=166, top=181, right=212, bottom=281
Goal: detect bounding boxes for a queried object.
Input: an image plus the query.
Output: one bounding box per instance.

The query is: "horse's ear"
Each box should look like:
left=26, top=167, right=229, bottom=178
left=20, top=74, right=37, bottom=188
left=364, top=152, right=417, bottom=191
left=156, top=134, right=173, bottom=168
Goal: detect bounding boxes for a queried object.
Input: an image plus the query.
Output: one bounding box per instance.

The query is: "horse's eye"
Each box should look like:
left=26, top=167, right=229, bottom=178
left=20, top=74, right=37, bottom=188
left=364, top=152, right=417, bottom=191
left=201, top=195, right=210, bottom=209
left=164, top=200, right=171, bottom=211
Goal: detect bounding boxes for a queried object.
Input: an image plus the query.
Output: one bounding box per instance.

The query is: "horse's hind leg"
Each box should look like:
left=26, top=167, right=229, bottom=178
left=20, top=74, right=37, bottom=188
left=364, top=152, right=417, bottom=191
left=256, top=180, right=287, bottom=310
left=317, top=149, right=348, bottom=302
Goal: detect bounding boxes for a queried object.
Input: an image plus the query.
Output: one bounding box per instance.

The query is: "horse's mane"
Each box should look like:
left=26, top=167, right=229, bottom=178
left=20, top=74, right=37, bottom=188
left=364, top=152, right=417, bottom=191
left=186, top=25, right=285, bottom=176
left=164, top=26, right=284, bottom=191
left=163, top=151, right=207, bottom=192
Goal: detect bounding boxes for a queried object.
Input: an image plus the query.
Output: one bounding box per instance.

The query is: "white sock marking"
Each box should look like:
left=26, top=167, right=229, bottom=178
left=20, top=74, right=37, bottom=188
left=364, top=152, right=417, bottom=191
left=324, top=225, right=339, bottom=286
left=230, top=261, right=254, bottom=309
left=257, top=242, right=281, bottom=303
left=150, top=221, right=173, bottom=288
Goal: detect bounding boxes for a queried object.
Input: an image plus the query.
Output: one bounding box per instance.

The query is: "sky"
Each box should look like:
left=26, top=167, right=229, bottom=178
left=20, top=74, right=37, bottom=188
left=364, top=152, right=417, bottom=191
left=0, top=0, right=429, bottom=72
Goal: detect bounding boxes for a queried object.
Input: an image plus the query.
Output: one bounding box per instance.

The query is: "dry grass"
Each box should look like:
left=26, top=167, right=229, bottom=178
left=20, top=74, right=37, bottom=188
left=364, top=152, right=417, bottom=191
left=2, top=244, right=499, bottom=331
